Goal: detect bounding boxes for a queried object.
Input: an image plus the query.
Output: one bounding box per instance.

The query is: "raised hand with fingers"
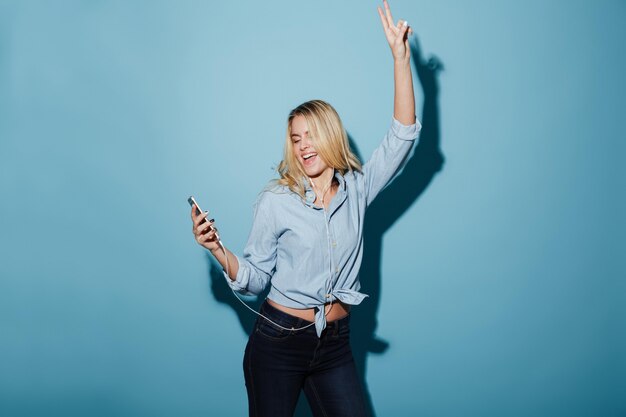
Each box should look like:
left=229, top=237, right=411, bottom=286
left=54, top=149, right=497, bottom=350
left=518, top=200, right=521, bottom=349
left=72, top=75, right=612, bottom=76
left=377, top=0, right=412, bottom=62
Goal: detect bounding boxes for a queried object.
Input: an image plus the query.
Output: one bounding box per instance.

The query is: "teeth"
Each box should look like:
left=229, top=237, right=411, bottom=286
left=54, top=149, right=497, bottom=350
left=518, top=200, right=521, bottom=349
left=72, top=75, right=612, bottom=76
left=303, top=153, right=316, bottom=160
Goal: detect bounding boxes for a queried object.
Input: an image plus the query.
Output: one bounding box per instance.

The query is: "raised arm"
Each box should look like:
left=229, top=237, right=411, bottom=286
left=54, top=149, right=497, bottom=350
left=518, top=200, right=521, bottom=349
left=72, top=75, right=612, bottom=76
left=377, top=0, right=416, bottom=125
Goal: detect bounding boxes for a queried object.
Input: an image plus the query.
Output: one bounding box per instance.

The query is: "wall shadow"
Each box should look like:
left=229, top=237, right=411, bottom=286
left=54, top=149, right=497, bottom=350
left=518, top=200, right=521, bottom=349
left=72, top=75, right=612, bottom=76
left=205, top=257, right=315, bottom=415
left=204, top=34, right=444, bottom=417
left=349, top=37, right=444, bottom=417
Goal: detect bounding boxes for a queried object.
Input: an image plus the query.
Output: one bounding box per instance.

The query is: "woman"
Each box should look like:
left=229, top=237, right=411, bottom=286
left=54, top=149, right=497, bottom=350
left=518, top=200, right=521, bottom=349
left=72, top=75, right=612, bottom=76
left=191, top=1, right=420, bottom=415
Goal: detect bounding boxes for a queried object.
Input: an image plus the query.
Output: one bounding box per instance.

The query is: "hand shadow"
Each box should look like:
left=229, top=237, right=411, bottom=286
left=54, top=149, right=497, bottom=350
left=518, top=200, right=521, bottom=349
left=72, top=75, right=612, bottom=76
left=203, top=34, right=444, bottom=417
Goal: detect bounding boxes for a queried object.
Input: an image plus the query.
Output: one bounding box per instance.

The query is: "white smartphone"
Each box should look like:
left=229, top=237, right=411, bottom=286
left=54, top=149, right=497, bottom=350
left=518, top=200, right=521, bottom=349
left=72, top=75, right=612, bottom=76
left=189, top=196, right=223, bottom=247
left=188, top=195, right=213, bottom=229
left=188, top=196, right=204, bottom=217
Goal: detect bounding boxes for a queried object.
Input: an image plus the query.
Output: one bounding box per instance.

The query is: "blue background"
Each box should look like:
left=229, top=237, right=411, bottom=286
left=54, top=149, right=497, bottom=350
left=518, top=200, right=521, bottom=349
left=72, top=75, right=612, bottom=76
left=1, top=1, right=624, bottom=416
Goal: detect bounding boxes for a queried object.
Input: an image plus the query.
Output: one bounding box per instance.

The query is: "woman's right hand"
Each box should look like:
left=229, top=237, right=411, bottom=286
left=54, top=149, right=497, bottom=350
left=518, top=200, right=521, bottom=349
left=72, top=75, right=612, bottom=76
left=191, top=206, right=221, bottom=253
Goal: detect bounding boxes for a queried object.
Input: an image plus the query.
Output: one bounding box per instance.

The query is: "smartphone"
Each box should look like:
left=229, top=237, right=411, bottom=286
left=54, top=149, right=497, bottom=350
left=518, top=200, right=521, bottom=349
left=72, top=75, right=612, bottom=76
left=188, top=196, right=205, bottom=219
left=189, top=196, right=212, bottom=228
left=189, top=196, right=221, bottom=244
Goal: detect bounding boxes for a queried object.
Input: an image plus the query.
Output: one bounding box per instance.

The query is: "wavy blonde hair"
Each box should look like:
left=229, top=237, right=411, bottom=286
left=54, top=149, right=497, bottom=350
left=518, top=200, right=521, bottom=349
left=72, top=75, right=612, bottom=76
left=276, top=100, right=362, bottom=199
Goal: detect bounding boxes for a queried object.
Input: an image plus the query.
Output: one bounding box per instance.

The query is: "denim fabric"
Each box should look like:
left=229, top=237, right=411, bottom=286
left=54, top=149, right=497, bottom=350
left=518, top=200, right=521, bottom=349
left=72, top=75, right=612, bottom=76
left=243, top=300, right=367, bottom=417
left=226, top=117, right=421, bottom=336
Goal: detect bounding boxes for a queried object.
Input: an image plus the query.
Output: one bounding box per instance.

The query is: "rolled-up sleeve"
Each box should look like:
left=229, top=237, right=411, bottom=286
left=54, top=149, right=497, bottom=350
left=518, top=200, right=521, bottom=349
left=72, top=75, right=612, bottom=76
left=223, top=192, right=276, bottom=295
left=362, top=117, right=421, bottom=206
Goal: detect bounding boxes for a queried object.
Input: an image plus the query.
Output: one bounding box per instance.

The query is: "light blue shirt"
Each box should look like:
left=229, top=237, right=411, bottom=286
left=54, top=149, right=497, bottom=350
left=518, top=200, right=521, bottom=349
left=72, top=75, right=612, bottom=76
left=225, top=117, right=421, bottom=336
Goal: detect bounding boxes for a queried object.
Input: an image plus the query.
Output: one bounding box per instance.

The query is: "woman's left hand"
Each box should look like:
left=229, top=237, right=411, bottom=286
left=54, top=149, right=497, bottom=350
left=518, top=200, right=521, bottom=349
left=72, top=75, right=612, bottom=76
left=377, top=0, right=412, bottom=62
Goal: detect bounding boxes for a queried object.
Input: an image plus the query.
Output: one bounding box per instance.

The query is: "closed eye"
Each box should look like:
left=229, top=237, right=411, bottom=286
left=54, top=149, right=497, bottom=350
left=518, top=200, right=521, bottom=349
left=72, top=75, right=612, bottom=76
left=291, top=130, right=309, bottom=144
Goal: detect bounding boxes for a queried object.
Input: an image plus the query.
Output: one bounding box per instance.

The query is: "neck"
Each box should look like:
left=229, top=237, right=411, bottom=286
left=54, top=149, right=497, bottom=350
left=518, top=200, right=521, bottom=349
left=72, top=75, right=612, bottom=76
left=310, top=168, right=333, bottom=186
left=308, top=168, right=335, bottom=198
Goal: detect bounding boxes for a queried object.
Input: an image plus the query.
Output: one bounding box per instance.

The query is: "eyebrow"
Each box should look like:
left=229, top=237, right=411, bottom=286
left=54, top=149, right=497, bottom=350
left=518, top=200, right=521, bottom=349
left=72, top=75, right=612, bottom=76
left=291, top=131, right=309, bottom=138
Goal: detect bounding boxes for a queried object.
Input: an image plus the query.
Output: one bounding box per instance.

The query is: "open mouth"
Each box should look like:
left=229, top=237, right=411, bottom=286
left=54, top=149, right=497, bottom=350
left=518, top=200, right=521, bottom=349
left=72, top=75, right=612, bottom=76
left=302, top=153, right=317, bottom=166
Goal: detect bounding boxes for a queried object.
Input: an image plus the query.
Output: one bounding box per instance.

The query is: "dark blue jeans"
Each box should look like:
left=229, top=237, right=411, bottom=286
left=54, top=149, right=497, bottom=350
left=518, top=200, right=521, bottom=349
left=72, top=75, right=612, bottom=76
left=243, top=300, right=367, bottom=417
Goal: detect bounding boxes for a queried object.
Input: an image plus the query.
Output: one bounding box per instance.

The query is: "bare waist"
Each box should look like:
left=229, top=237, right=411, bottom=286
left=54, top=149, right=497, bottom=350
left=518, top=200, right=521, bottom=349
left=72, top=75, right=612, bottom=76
left=267, top=298, right=350, bottom=323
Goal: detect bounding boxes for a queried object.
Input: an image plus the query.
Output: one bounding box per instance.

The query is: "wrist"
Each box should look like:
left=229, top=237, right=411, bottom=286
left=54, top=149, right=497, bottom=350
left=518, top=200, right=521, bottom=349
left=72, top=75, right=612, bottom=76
left=393, top=57, right=411, bottom=67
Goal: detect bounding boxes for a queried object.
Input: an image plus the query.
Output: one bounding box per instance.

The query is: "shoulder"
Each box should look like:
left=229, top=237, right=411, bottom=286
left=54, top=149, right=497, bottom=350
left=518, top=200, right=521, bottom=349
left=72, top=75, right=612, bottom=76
left=343, top=169, right=363, bottom=182
left=254, top=181, right=292, bottom=210
left=341, top=169, right=365, bottom=190
left=260, top=179, right=288, bottom=194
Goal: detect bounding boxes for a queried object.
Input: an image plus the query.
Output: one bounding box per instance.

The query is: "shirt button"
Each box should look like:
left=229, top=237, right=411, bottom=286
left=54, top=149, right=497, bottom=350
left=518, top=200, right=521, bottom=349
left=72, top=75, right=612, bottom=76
left=332, top=241, right=337, bottom=248
left=325, top=294, right=331, bottom=298
left=335, top=267, right=339, bottom=273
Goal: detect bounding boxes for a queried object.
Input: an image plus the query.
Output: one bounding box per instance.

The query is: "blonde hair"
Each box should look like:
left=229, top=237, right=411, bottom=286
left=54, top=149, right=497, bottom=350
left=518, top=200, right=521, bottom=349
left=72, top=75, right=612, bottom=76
left=276, top=100, right=362, bottom=198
